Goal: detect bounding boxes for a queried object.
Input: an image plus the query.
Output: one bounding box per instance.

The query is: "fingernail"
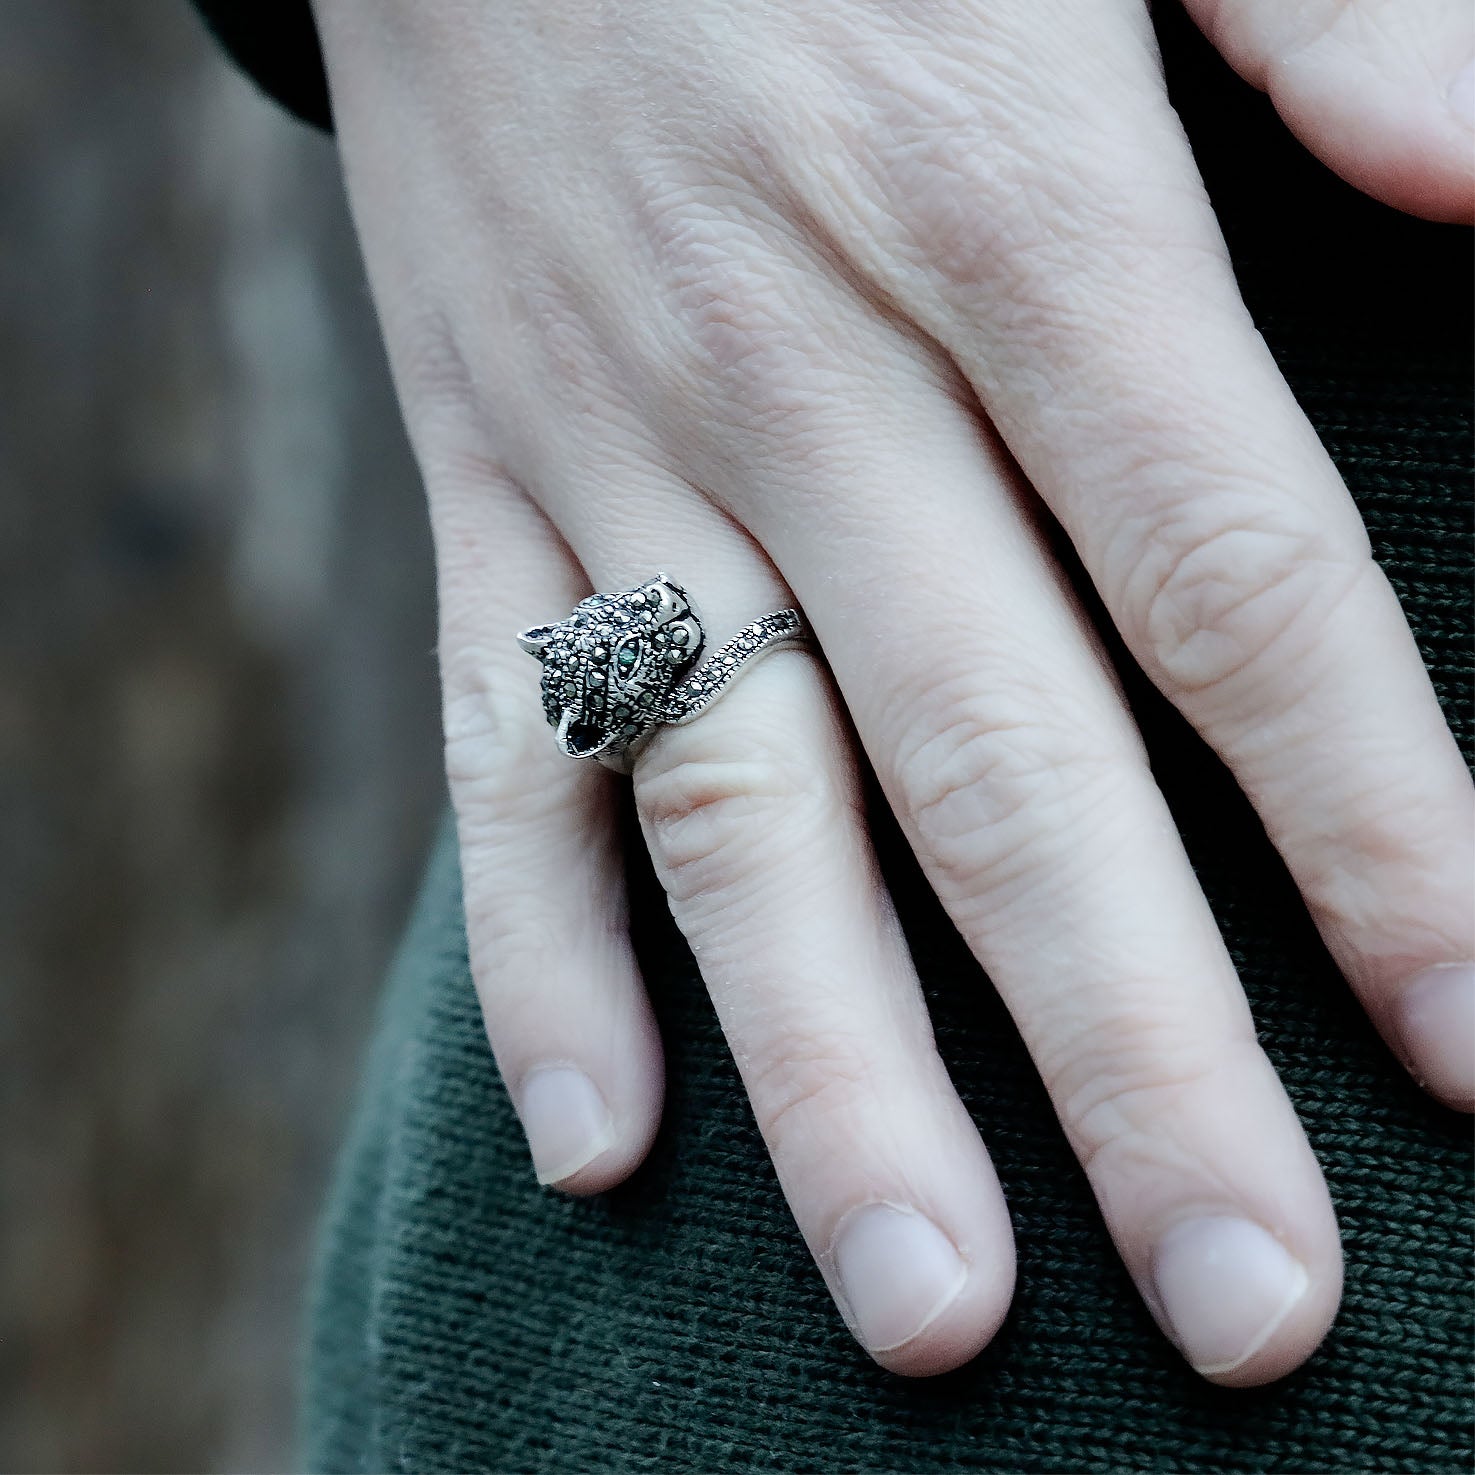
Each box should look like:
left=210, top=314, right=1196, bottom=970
left=1448, top=57, right=1475, bottom=130
left=1397, top=963, right=1475, bottom=1108
left=1152, top=1217, right=1308, bottom=1377
left=831, top=1203, right=968, bottom=1354
left=517, top=1065, right=616, bottom=1186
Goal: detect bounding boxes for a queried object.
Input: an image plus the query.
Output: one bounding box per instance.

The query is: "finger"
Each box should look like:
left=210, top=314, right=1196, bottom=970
left=1185, top=0, right=1475, bottom=222
left=650, top=258, right=1342, bottom=1382
left=535, top=467, right=1015, bottom=1376
left=813, top=12, right=1475, bottom=1108
left=309, top=18, right=669, bottom=1191
left=425, top=439, right=663, bottom=1193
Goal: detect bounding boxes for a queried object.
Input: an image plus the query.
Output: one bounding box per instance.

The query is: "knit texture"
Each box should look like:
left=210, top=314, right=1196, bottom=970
left=189, top=4, right=1475, bottom=1469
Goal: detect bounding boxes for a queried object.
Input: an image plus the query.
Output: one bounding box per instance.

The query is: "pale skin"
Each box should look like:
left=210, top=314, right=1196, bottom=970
left=308, top=0, right=1474, bottom=1386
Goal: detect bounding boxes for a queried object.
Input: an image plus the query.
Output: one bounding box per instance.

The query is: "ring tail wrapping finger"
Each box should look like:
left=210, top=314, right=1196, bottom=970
left=517, top=574, right=806, bottom=772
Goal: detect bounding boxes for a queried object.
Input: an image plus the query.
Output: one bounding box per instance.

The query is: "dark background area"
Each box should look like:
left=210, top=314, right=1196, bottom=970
left=1, top=4, right=445, bottom=1468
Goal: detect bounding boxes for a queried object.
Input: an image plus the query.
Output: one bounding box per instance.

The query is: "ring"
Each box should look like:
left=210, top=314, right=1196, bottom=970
left=517, top=573, right=806, bottom=772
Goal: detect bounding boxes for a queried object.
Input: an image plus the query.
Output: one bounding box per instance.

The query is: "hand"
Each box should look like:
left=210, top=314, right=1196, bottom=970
left=308, top=0, right=1474, bottom=1384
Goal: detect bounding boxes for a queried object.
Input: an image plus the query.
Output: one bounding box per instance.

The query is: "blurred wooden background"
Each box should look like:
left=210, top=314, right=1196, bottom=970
left=0, top=4, right=445, bottom=1468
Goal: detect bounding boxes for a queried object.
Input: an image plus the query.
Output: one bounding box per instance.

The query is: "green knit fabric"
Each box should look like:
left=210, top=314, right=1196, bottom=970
left=190, top=4, right=1475, bottom=1469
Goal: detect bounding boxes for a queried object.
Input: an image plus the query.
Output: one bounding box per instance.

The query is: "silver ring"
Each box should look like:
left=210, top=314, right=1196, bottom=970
left=517, top=573, right=806, bottom=773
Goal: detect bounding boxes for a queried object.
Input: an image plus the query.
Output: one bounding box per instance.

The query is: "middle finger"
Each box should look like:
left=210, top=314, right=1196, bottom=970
left=529, top=464, right=1017, bottom=1376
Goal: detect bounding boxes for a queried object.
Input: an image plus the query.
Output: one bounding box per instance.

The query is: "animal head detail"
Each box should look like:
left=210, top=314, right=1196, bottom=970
left=517, top=574, right=704, bottom=760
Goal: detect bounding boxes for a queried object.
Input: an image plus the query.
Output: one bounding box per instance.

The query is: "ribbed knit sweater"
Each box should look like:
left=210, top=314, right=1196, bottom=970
left=193, top=4, right=1474, bottom=1470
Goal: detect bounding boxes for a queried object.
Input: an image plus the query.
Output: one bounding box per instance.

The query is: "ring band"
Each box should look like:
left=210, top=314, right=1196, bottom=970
left=517, top=573, right=806, bottom=772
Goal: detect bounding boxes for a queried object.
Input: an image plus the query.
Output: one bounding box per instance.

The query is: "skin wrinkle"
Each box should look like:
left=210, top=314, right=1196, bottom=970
left=1062, top=1032, right=1265, bottom=1181
left=949, top=293, right=1291, bottom=484
left=524, top=161, right=917, bottom=497
left=896, top=713, right=1124, bottom=859
left=642, top=765, right=837, bottom=884
left=637, top=206, right=943, bottom=477
left=782, top=12, right=1214, bottom=330
left=441, top=686, right=556, bottom=803
left=500, top=273, right=668, bottom=476
left=745, top=1048, right=896, bottom=1157
left=1274, top=3, right=1448, bottom=109
left=845, top=549, right=1088, bottom=698
left=880, top=643, right=1148, bottom=823
left=1126, top=521, right=1373, bottom=697
left=665, top=251, right=849, bottom=441
left=1165, top=557, right=1383, bottom=735
left=466, top=904, right=631, bottom=1025
left=643, top=778, right=861, bottom=890
left=529, top=434, right=752, bottom=571
left=1016, top=910, right=1247, bottom=1052
left=931, top=804, right=1156, bottom=942
left=934, top=807, right=1222, bottom=994
left=1208, top=0, right=1364, bottom=88
left=1085, top=403, right=1369, bottom=546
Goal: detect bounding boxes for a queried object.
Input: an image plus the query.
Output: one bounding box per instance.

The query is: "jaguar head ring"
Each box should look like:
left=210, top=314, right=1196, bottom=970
left=517, top=573, right=805, bottom=772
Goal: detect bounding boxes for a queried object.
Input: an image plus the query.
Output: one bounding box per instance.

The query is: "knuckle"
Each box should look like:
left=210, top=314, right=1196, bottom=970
left=636, top=727, right=820, bottom=892
left=393, top=304, right=485, bottom=448
left=392, top=309, right=535, bottom=512
left=462, top=905, right=563, bottom=1021
left=892, top=687, right=1126, bottom=895
left=1045, top=1017, right=1265, bottom=1179
left=505, top=271, right=639, bottom=450
left=885, top=132, right=1119, bottom=296
left=1280, top=778, right=1474, bottom=963
left=1116, top=506, right=1372, bottom=697
left=394, top=284, right=619, bottom=482
left=642, top=190, right=845, bottom=448
left=846, top=39, right=1192, bottom=303
left=746, top=1036, right=875, bottom=1159
left=441, top=660, right=556, bottom=822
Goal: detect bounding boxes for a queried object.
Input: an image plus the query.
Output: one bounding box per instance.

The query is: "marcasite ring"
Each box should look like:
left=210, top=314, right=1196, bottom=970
left=517, top=574, right=806, bottom=773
